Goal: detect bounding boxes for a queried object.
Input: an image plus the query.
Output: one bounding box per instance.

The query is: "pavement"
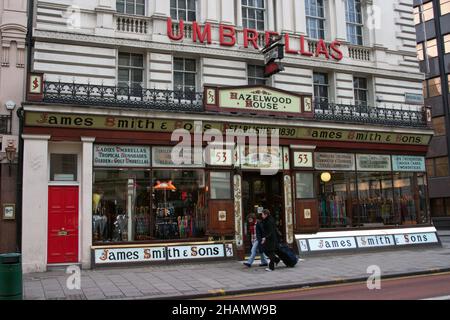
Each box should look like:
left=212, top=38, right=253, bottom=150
left=23, top=231, right=450, bottom=300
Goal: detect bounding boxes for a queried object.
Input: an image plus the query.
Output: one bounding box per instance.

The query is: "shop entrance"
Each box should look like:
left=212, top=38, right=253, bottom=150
left=242, top=172, right=284, bottom=253
left=48, top=186, right=79, bottom=264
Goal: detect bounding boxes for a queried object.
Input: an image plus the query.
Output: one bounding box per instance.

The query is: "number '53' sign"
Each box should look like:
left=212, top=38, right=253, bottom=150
left=293, top=151, right=313, bottom=168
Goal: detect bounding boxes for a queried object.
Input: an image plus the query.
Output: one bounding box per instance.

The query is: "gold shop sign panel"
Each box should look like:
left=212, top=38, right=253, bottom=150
left=25, top=112, right=432, bottom=146
left=204, top=86, right=313, bottom=117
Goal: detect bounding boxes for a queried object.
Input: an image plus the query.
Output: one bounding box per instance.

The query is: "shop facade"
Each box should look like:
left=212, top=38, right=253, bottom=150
left=21, top=83, right=435, bottom=272
left=22, top=0, right=438, bottom=272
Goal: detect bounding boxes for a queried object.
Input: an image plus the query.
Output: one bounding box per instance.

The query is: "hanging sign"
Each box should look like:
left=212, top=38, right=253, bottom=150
left=314, top=153, right=355, bottom=171
left=356, top=154, right=392, bottom=172
left=392, top=155, right=426, bottom=172
left=94, top=145, right=150, bottom=167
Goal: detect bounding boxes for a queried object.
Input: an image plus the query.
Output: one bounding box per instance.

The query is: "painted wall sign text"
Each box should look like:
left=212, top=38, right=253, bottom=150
left=25, top=112, right=432, bottom=146
left=94, top=145, right=150, bottom=167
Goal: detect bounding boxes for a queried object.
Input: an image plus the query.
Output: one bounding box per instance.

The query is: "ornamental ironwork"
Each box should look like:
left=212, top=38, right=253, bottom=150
left=42, top=81, right=429, bottom=128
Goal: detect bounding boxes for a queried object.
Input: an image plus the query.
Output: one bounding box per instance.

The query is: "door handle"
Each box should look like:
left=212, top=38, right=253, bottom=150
left=58, top=230, right=69, bottom=236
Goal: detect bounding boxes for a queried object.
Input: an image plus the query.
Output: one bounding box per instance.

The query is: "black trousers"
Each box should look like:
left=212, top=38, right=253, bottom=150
left=264, top=249, right=281, bottom=270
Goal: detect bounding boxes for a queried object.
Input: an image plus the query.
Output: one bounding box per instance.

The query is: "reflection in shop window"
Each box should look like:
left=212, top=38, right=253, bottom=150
left=357, top=173, right=394, bottom=226
left=92, top=170, right=152, bottom=243
left=393, top=173, right=418, bottom=225
left=318, top=172, right=356, bottom=228
left=152, top=170, right=206, bottom=240
left=210, top=172, right=232, bottom=200
left=50, top=154, right=77, bottom=182
left=296, top=173, right=315, bottom=199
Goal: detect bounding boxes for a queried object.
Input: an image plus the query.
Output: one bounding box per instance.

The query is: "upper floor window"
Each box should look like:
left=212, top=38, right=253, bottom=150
left=432, top=117, right=447, bottom=136
left=441, top=0, right=450, bottom=16
left=118, top=52, right=144, bottom=95
left=345, top=0, right=363, bottom=45
left=426, top=76, right=442, bottom=97
left=171, top=0, right=196, bottom=22
left=242, top=0, right=265, bottom=31
left=414, top=2, right=434, bottom=25
left=248, top=65, right=266, bottom=85
left=416, top=43, right=424, bottom=61
left=444, top=34, right=450, bottom=53
left=313, top=72, right=329, bottom=102
left=305, top=0, right=326, bottom=39
left=353, top=76, right=368, bottom=106
left=117, top=0, right=145, bottom=16
left=174, top=58, right=197, bottom=92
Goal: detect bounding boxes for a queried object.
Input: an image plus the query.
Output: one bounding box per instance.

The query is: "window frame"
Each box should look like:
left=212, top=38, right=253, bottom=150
left=305, top=0, right=326, bottom=39
left=353, top=76, right=368, bottom=106
left=116, top=0, right=146, bottom=16
left=345, top=0, right=363, bottom=45
left=173, top=57, right=198, bottom=93
left=247, top=64, right=267, bottom=85
left=242, top=0, right=266, bottom=31
left=170, top=0, right=197, bottom=22
left=313, top=72, right=329, bottom=103
left=118, top=52, right=145, bottom=96
left=209, top=171, right=233, bottom=200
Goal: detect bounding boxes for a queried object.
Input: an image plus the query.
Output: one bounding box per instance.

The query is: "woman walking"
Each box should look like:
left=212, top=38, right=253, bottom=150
left=243, top=213, right=269, bottom=268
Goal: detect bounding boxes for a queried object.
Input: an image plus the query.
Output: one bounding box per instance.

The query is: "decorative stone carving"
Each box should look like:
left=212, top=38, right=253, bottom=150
left=234, top=174, right=243, bottom=248
left=284, top=174, right=294, bottom=244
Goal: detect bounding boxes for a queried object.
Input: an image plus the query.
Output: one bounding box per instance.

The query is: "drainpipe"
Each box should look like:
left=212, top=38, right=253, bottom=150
left=16, top=0, right=35, bottom=252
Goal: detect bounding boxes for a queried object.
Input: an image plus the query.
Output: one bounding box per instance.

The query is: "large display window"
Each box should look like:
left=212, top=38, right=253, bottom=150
left=92, top=170, right=152, bottom=243
left=152, top=170, right=207, bottom=240
left=318, top=172, right=357, bottom=228
left=357, top=172, right=395, bottom=225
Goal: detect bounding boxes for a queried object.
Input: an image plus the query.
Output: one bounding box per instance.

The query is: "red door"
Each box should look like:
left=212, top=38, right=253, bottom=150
left=48, top=186, right=79, bottom=264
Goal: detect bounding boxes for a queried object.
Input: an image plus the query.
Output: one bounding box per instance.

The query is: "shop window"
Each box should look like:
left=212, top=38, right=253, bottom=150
left=353, top=76, right=368, bottom=106
left=444, top=34, right=450, bottom=54
left=92, top=170, right=152, bottom=243
left=318, top=172, right=357, bottom=228
left=116, top=0, right=145, bottom=16
left=118, top=52, right=144, bottom=96
left=306, top=0, right=326, bottom=39
left=441, top=0, right=450, bottom=16
left=417, top=173, right=429, bottom=223
left=435, top=157, right=449, bottom=177
left=393, top=173, right=420, bottom=225
left=313, top=72, right=329, bottom=103
left=345, top=0, right=363, bottom=45
left=210, top=172, right=232, bottom=199
left=425, top=39, right=438, bottom=58
left=170, top=0, right=196, bottom=22
left=50, top=154, right=77, bottom=182
left=416, top=43, right=424, bottom=61
left=152, top=170, right=206, bottom=240
left=357, top=172, right=394, bottom=226
left=427, top=77, right=442, bottom=97
left=173, top=58, right=197, bottom=94
left=242, top=0, right=265, bottom=31
left=432, top=116, right=447, bottom=136
left=414, top=2, right=434, bottom=25
left=247, top=65, right=267, bottom=85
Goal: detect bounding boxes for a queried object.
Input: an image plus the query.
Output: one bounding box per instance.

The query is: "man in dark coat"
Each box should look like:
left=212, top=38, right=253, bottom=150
left=261, top=209, right=281, bottom=271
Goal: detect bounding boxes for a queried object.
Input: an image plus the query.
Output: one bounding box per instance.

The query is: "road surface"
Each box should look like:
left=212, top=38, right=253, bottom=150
left=208, top=272, right=450, bottom=300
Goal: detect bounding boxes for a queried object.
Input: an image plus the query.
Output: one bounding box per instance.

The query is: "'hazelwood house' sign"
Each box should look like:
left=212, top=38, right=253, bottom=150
left=166, top=18, right=344, bottom=61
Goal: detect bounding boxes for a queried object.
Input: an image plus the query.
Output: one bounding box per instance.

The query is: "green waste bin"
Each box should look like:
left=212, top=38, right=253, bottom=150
left=0, top=253, right=23, bottom=300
